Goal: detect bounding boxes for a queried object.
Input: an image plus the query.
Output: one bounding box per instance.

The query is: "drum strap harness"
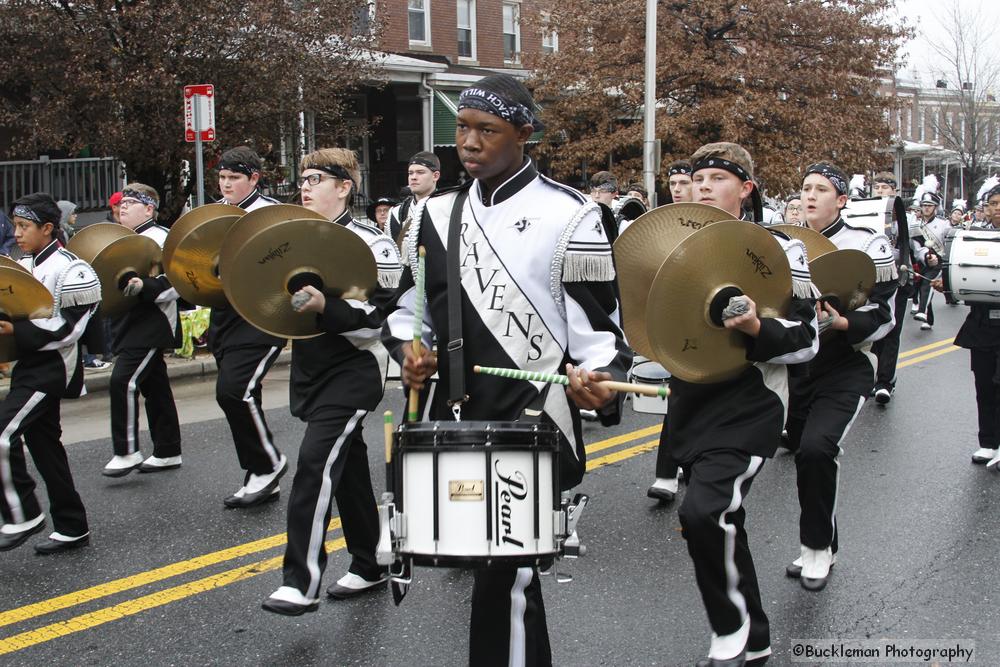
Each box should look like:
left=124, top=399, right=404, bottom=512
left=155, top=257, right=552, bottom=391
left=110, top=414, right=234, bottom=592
left=446, top=188, right=471, bottom=420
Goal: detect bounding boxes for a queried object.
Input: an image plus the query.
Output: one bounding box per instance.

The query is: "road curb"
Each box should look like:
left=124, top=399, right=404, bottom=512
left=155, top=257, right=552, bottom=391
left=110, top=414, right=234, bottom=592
left=0, top=349, right=293, bottom=400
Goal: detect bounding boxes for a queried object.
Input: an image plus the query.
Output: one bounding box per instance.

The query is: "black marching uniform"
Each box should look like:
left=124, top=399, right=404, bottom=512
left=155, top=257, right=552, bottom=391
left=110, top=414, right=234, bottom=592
left=955, top=304, right=1000, bottom=456
left=0, top=241, right=100, bottom=543
left=668, top=232, right=818, bottom=663
left=871, top=208, right=913, bottom=396
left=786, top=218, right=897, bottom=564
left=268, top=211, right=402, bottom=605
left=109, top=220, right=182, bottom=460
left=383, top=159, right=632, bottom=667
left=213, top=190, right=287, bottom=483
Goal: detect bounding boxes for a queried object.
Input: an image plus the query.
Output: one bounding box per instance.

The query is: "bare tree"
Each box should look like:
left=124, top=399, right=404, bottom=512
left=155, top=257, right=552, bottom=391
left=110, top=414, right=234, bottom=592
left=926, top=0, right=1000, bottom=188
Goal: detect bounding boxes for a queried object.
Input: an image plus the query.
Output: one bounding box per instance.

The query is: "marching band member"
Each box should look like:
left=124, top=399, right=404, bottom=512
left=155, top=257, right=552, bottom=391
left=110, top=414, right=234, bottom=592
left=785, top=163, right=897, bottom=591
left=870, top=172, right=912, bottom=405
left=389, top=151, right=440, bottom=246
left=0, top=194, right=101, bottom=553
left=666, top=160, right=694, bottom=204
left=941, top=179, right=1000, bottom=468
left=783, top=196, right=803, bottom=226
left=102, top=184, right=183, bottom=478
left=261, top=148, right=402, bottom=615
left=911, top=188, right=948, bottom=331
left=213, top=146, right=289, bottom=508
left=383, top=74, right=630, bottom=667
left=671, top=143, right=818, bottom=667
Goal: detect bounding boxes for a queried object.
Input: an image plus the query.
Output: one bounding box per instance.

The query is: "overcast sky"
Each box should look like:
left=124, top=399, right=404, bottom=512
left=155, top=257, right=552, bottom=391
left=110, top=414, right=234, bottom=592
left=893, top=0, right=1000, bottom=80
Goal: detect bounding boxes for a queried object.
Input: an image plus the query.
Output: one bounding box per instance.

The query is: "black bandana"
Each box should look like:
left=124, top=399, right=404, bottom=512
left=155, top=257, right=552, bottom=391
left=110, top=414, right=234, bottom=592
left=458, top=87, right=543, bottom=131
left=12, top=204, right=41, bottom=223
left=121, top=189, right=158, bottom=209
left=873, top=175, right=897, bottom=188
left=668, top=163, right=692, bottom=177
left=691, top=157, right=751, bottom=183
left=316, top=164, right=355, bottom=185
left=987, top=185, right=1000, bottom=203
left=805, top=163, right=848, bottom=196
left=218, top=160, right=258, bottom=177
left=408, top=156, right=439, bottom=171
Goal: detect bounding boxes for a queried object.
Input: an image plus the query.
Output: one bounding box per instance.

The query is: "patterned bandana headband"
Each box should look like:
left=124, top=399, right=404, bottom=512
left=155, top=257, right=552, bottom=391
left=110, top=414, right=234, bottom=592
left=691, top=157, right=752, bottom=183
left=805, top=163, right=848, bottom=196
left=409, top=156, right=438, bottom=171
left=668, top=164, right=692, bottom=177
left=457, top=87, right=543, bottom=131
left=121, top=189, right=158, bottom=209
left=316, top=163, right=355, bottom=186
left=873, top=175, right=897, bottom=188
left=218, top=161, right=258, bottom=177
left=12, top=205, right=41, bottom=223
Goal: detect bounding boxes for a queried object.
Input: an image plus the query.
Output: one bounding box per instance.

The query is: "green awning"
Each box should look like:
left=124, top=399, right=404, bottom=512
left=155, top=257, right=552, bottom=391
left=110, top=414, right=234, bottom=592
left=433, top=90, right=544, bottom=147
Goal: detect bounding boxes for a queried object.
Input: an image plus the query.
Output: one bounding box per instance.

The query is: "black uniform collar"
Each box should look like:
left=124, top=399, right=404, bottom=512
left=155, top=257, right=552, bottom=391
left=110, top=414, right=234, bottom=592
left=236, top=189, right=262, bottom=209
left=135, top=219, right=158, bottom=235
left=819, top=216, right=845, bottom=238
left=330, top=208, right=352, bottom=226
left=475, top=157, right=537, bottom=207
left=32, top=239, right=61, bottom=266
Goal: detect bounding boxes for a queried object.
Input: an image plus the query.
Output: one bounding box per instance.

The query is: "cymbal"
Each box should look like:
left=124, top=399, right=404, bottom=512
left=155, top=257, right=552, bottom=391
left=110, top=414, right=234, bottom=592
left=614, top=202, right=737, bottom=359
left=808, top=249, right=876, bottom=316
left=91, top=235, right=163, bottom=318
left=163, top=204, right=244, bottom=307
left=0, top=256, right=28, bottom=273
left=67, top=222, right=134, bottom=262
left=0, top=266, right=55, bottom=362
left=646, top=221, right=792, bottom=383
left=219, top=205, right=377, bottom=338
left=769, top=224, right=838, bottom=261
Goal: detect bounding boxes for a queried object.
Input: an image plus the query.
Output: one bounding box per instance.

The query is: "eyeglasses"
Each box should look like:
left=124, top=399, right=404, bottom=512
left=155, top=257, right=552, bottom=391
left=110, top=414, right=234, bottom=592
left=297, top=173, right=341, bottom=187
left=786, top=205, right=802, bottom=212
left=118, top=198, right=144, bottom=209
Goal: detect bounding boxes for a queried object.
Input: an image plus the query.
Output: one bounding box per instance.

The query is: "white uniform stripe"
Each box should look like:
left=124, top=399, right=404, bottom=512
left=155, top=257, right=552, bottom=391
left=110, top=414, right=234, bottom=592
left=0, top=391, right=47, bottom=523
left=304, top=409, right=366, bottom=600
left=126, top=350, right=158, bottom=454
left=830, top=396, right=867, bottom=541
left=508, top=566, right=533, bottom=667
left=719, top=457, right=764, bottom=641
left=243, top=346, right=281, bottom=468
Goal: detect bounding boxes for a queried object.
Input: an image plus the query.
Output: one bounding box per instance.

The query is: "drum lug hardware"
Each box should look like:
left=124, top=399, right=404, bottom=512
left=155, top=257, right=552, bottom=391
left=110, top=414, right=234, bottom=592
left=561, top=493, right=588, bottom=559
left=376, top=494, right=398, bottom=567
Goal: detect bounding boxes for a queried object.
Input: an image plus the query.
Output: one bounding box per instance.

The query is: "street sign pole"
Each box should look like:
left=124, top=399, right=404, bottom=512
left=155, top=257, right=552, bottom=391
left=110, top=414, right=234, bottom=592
left=194, top=97, right=205, bottom=207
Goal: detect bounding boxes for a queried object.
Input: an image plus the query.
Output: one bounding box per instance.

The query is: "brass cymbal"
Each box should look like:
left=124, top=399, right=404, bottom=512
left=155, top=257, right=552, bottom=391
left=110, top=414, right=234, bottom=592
left=163, top=204, right=244, bottom=307
left=770, top=224, right=838, bottom=261
left=90, top=235, right=163, bottom=318
left=219, top=206, right=377, bottom=339
left=646, top=221, right=792, bottom=383
left=614, top=202, right=737, bottom=359
left=0, top=266, right=55, bottom=362
left=0, top=256, right=28, bottom=273
left=808, top=249, right=876, bottom=316
left=66, top=222, right=134, bottom=263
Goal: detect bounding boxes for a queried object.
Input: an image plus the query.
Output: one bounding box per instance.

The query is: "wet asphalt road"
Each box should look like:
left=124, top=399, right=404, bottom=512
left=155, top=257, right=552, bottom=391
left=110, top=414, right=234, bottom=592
left=0, top=301, right=994, bottom=666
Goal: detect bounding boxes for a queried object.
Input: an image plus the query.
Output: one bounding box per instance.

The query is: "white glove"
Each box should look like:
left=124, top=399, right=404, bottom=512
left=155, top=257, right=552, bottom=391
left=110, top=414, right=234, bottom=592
left=122, top=277, right=143, bottom=297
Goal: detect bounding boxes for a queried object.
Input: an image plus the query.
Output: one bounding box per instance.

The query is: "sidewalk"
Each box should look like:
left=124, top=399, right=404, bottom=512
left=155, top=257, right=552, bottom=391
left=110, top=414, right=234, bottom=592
left=0, top=347, right=293, bottom=400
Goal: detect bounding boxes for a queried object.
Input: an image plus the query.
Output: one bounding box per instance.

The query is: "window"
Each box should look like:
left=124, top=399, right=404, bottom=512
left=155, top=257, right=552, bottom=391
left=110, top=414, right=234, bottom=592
left=457, top=0, right=476, bottom=59
left=503, top=2, right=520, bottom=63
left=541, top=11, right=557, bottom=54
left=409, top=0, right=430, bottom=44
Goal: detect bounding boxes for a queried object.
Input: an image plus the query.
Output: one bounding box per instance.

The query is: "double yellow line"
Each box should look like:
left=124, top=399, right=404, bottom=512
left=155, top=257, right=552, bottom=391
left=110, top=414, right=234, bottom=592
left=0, top=336, right=961, bottom=655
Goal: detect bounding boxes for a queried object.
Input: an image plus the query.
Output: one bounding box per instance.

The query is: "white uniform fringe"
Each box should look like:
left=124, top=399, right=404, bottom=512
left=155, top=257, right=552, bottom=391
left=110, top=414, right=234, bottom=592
left=378, top=268, right=402, bottom=289
left=561, top=253, right=616, bottom=283
left=550, top=200, right=600, bottom=318
left=875, top=264, right=898, bottom=283
left=53, top=259, right=101, bottom=309
left=793, top=278, right=818, bottom=300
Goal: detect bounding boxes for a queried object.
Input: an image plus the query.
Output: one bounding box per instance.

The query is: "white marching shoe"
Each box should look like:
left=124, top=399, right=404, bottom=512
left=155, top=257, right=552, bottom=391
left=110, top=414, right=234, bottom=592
left=139, top=455, right=182, bottom=473
left=647, top=477, right=679, bottom=502
left=971, top=448, right=997, bottom=464
left=102, top=452, right=144, bottom=477
left=986, top=450, right=1000, bottom=473
left=224, top=456, right=288, bottom=508
left=799, top=546, right=835, bottom=591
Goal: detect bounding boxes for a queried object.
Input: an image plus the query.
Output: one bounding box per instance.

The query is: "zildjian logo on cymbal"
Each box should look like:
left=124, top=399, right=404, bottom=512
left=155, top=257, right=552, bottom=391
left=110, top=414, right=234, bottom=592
left=185, top=270, right=200, bottom=291
left=746, top=248, right=772, bottom=278
left=258, top=242, right=291, bottom=265
left=680, top=218, right=705, bottom=229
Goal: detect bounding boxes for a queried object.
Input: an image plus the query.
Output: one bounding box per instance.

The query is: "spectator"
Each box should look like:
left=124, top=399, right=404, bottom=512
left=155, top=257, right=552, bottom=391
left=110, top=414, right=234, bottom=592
left=107, top=191, right=123, bottom=224
left=0, top=209, right=16, bottom=256
left=56, top=200, right=77, bottom=244
left=366, top=197, right=396, bottom=236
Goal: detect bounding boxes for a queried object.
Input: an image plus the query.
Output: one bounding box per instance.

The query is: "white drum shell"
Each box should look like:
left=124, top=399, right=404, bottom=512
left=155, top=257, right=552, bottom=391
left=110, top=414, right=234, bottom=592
left=400, top=449, right=556, bottom=559
left=947, top=230, right=1000, bottom=304
left=843, top=197, right=892, bottom=235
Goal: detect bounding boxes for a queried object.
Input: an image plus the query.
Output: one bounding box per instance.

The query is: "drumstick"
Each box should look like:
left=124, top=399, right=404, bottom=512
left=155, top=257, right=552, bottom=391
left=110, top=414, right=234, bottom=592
left=473, top=365, right=670, bottom=398
left=383, top=410, right=395, bottom=494
left=408, top=246, right=427, bottom=422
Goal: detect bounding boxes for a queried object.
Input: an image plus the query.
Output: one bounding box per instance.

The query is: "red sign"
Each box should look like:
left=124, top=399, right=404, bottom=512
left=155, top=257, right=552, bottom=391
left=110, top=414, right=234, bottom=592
left=184, top=84, right=216, bottom=142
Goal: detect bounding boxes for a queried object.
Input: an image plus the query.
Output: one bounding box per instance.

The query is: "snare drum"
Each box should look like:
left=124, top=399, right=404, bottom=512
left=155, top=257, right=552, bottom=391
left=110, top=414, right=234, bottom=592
left=629, top=359, right=670, bottom=415
left=945, top=230, right=1000, bottom=304
left=390, top=421, right=560, bottom=568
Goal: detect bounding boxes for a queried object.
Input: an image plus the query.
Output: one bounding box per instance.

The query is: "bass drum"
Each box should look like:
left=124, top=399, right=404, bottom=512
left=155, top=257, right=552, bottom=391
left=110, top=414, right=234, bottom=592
left=944, top=229, right=1000, bottom=304
left=612, top=196, right=647, bottom=231
left=843, top=197, right=893, bottom=236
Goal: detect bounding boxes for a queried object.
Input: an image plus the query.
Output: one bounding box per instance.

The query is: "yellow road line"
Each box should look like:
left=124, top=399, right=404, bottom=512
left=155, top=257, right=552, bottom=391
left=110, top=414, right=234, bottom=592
left=585, top=425, right=660, bottom=455
left=0, top=518, right=340, bottom=630
left=898, top=337, right=954, bottom=359
left=587, top=439, right=660, bottom=470
left=898, top=344, right=960, bottom=369
left=0, top=538, right=346, bottom=656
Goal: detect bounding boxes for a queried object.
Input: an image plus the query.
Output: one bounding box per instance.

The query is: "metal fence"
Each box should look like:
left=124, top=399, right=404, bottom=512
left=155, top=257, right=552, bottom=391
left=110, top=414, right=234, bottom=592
left=0, top=156, right=122, bottom=213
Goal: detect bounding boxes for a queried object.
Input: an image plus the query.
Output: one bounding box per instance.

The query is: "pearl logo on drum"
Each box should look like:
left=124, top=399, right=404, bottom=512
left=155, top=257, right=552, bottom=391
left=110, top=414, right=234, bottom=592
left=494, top=460, right=528, bottom=548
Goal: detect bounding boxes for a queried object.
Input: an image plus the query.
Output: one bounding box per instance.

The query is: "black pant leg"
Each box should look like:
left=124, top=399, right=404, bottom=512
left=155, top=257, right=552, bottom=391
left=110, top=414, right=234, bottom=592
left=873, top=289, right=909, bottom=388
left=23, top=397, right=88, bottom=537
left=215, top=345, right=283, bottom=475
left=109, top=348, right=157, bottom=456
left=138, top=351, right=181, bottom=458
left=971, top=348, right=1000, bottom=448
left=0, top=388, right=49, bottom=525
left=654, top=414, right=679, bottom=479
left=677, top=450, right=767, bottom=660
left=794, top=365, right=871, bottom=550
left=332, top=425, right=382, bottom=580
left=470, top=567, right=552, bottom=667
left=281, top=407, right=370, bottom=600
